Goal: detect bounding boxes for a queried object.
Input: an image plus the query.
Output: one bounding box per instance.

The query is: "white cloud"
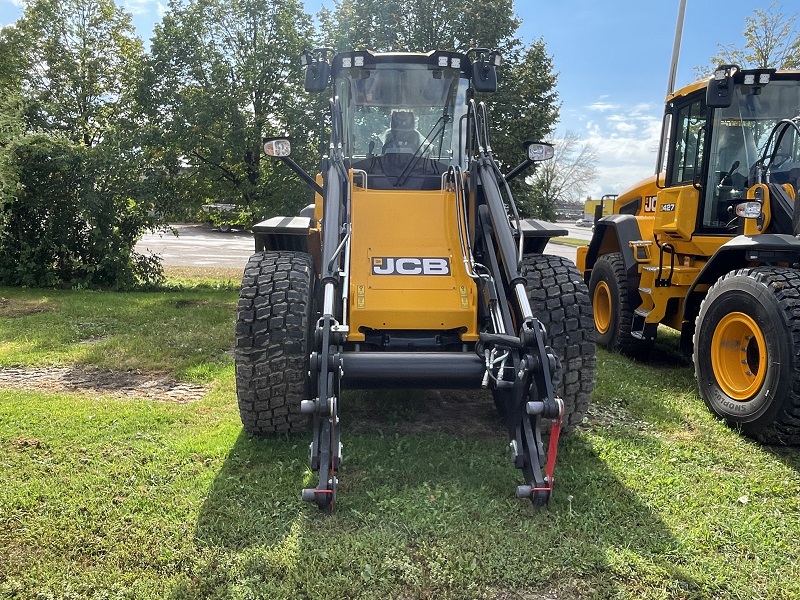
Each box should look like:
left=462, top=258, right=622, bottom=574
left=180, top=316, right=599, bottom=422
left=124, top=0, right=154, bottom=15
left=157, top=2, right=166, bottom=17
left=577, top=101, right=663, bottom=197
left=586, top=102, right=618, bottom=112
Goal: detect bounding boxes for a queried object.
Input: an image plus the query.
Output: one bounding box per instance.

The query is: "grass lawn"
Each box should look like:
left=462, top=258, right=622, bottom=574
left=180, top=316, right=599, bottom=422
left=1, top=273, right=799, bottom=599
left=549, top=237, right=589, bottom=248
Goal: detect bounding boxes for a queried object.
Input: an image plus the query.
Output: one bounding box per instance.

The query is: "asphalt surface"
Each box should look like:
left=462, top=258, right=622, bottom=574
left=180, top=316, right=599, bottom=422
left=135, top=222, right=585, bottom=268
left=136, top=224, right=255, bottom=269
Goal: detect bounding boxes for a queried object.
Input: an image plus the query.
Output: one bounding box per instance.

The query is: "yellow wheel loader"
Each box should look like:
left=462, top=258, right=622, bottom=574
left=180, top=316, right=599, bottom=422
left=234, top=48, right=596, bottom=509
left=578, top=64, right=800, bottom=443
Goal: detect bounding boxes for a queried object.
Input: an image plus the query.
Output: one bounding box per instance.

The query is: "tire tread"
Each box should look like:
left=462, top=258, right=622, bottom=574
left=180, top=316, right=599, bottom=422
left=235, top=251, right=314, bottom=435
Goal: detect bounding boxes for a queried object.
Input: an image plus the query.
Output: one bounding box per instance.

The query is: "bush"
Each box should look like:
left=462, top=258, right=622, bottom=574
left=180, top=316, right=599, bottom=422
left=0, top=133, right=164, bottom=289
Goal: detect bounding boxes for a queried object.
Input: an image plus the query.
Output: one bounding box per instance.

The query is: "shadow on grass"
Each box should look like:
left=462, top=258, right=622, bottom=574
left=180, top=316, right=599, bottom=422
left=185, top=389, right=703, bottom=598
left=762, top=444, right=800, bottom=474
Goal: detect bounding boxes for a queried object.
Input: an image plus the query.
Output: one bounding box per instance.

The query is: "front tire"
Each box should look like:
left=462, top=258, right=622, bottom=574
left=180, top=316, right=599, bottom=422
left=522, top=254, right=596, bottom=432
left=588, top=252, right=653, bottom=356
left=235, top=251, right=315, bottom=435
left=694, top=267, right=800, bottom=443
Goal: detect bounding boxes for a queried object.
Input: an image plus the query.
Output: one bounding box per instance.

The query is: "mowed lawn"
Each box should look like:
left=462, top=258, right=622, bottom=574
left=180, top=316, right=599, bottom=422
left=1, top=275, right=799, bottom=599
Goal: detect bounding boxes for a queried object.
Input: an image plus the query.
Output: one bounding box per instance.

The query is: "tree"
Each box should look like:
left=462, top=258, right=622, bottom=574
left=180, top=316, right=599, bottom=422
left=525, top=130, right=598, bottom=220
left=141, top=0, right=317, bottom=219
left=0, top=0, right=162, bottom=288
left=5, top=0, right=143, bottom=146
left=318, top=0, right=521, bottom=55
left=701, top=2, right=800, bottom=73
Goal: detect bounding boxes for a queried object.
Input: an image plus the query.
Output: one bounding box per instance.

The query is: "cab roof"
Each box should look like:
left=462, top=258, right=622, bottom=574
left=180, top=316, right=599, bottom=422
left=330, top=50, right=473, bottom=80
left=666, top=68, right=800, bottom=103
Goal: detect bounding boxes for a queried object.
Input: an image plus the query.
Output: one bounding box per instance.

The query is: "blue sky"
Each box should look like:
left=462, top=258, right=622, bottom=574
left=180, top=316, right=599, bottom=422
left=0, top=0, right=791, bottom=196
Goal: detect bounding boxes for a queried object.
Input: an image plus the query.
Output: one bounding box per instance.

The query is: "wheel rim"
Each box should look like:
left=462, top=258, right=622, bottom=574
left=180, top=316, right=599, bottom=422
left=593, top=280, right=612, bottom=334
left=710, top=312, right=767, bottom=401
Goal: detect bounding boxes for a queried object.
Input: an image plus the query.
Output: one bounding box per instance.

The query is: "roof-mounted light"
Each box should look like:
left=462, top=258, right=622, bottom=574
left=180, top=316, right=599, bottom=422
left=354, top=55, right=364, bottom=67
left=744, top=74, right=755, bottom=85
left=438, top=56, right=448, bottom=67
left=714, top=68, right=727, bottom=81
left=759, top=73, right=770, bottom=84
left=451, top=57, right=461, bottom=69
left=341, top=57, right=352, bottom=68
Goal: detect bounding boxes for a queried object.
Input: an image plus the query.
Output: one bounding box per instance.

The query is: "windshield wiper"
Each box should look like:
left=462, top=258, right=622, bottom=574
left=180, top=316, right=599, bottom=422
left=394, top=111, right=451, bottom=188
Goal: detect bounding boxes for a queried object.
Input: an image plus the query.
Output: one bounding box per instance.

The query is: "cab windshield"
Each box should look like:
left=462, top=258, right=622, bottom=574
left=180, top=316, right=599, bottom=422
left=335, top=63, right=469, bottom=189
left=704, top=78, right=800, bottom=228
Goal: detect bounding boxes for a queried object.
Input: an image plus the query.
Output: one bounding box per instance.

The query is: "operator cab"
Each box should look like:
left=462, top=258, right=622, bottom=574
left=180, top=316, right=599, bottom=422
left=332, top=50, right=471, bottom=190
left=663, top=68, right=800, bottom=233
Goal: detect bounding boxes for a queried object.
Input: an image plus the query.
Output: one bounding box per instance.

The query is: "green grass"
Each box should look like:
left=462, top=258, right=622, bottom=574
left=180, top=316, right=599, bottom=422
left=2, top=284, right=800, bottom=599
left=550, top=236, right=589, bottom=248
left=0, top=282, right=236, bottom=382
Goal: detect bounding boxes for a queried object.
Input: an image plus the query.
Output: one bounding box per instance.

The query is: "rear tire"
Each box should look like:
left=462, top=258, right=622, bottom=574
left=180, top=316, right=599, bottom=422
left=588, top=252, right=653, bottom=357
left=694, top=267, right=800, bottom=444
left=235, top=251, right=315, bottom=435
left=522, top=254, right=596, bottom=432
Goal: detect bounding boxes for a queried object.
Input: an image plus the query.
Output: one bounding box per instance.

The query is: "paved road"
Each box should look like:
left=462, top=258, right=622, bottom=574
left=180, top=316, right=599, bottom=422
left=136, top=222, right=581, bottom=268
left=136, top=224, right=255, bottom=269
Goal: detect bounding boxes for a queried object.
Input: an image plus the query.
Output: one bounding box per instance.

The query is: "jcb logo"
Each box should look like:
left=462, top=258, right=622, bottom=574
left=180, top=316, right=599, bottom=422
left=644, top=195, right=657, bottom=213
left=372, top=257, right=450, bottom=276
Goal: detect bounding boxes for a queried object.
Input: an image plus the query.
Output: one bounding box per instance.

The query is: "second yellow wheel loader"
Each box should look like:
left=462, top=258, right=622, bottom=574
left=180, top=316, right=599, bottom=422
left=580, top=64, right=800, bottom=444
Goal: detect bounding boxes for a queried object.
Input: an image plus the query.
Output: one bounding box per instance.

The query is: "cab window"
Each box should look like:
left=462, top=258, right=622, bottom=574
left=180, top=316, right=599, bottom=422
left=667, top=97, right=706, bottom=187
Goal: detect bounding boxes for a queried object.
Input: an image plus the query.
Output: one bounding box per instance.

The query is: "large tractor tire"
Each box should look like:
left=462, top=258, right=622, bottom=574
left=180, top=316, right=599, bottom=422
left=694, top=267, right=800, bottom=444
left=235, top=251, right=316, bottom=435
left=588, top=252, right=654, bottom=357
left=522, top=254, right=596, bottom=432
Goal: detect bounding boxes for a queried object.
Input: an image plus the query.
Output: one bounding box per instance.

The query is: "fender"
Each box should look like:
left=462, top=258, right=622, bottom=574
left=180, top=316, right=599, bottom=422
left=253, top=215, right=313, bottom=252
left=680, top=233, right=800, bottom=353
left=520, top=219, right=569, bottom=255
left=582, top=214, right=642, bottom=277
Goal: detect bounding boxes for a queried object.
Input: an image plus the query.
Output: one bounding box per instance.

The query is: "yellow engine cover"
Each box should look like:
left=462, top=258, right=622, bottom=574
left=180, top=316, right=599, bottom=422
left=347, top=188, right=478, bottom=342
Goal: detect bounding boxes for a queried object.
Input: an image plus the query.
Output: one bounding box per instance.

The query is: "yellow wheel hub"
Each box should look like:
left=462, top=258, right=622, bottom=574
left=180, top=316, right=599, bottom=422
left=710, top=312, right=767, bottom=401
left=593, top=281, right=612, bottom=335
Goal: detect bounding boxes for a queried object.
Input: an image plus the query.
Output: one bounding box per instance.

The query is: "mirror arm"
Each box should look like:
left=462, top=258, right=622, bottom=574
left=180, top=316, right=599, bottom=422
left=504, top=159, right=534, bottom=182
left=279, top=156, right=324, bottom=196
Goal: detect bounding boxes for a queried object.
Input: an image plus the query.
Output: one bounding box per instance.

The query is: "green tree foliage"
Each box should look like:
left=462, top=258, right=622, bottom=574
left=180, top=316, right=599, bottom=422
left=141, top=0, right=318, bottom=219
left=7, top=0, right=143, bottom=146
left=318, top=0, right=560, bottom=217
left=0, top=133, right=161, bottom=288
left=0, top=0, right=162, bottom=288
left=318, top=0, right=520, bottom=54
left=702, top=1, right=800, bottom=73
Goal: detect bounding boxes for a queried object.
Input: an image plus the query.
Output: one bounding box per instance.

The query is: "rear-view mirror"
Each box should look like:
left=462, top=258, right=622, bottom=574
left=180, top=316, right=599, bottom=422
left=264, top=138, right=292, bottom=157
left=707, top=64, right=738, bottom=109
left=527, top=142, right=554, bottom=162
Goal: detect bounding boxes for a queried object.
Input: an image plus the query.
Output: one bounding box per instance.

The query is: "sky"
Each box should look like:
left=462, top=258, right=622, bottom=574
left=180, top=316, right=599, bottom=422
left=0, top=0, right=792, bottom=197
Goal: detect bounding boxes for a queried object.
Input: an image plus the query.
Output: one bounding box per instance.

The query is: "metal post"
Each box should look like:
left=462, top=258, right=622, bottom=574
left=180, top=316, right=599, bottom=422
left=666, top=0, right=687, bottom=97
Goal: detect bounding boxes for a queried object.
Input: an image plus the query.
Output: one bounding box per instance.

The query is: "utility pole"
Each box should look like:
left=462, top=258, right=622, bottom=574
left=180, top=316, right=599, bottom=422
left=666, top=0, right=687, bottom=97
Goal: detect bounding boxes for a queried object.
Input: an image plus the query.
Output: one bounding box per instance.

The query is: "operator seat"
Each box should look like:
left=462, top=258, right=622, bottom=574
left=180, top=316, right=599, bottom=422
left=382, top=111, right=423, bottom=154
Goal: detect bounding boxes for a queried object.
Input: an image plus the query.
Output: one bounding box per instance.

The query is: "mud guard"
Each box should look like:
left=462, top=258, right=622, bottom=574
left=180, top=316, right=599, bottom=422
left=680, top=233, right=800, bottom=353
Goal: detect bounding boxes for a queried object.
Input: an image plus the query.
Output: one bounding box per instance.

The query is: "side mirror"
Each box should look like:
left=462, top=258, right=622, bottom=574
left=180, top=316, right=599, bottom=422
left=505, top=140, right=555, bottom=182
left=264, top=138, right=292, bottom=157
left=706, top=64, right=738, bottom=109
left=527, top=142, right=554, bottom=162
left=301, top=48, right=331, bottom=94
left=469, top=49, right=502, bottom=93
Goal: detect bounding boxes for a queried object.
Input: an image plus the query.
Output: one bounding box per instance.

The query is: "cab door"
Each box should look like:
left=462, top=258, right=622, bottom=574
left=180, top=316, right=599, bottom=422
left=654, top=92, right=706, bottom=243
